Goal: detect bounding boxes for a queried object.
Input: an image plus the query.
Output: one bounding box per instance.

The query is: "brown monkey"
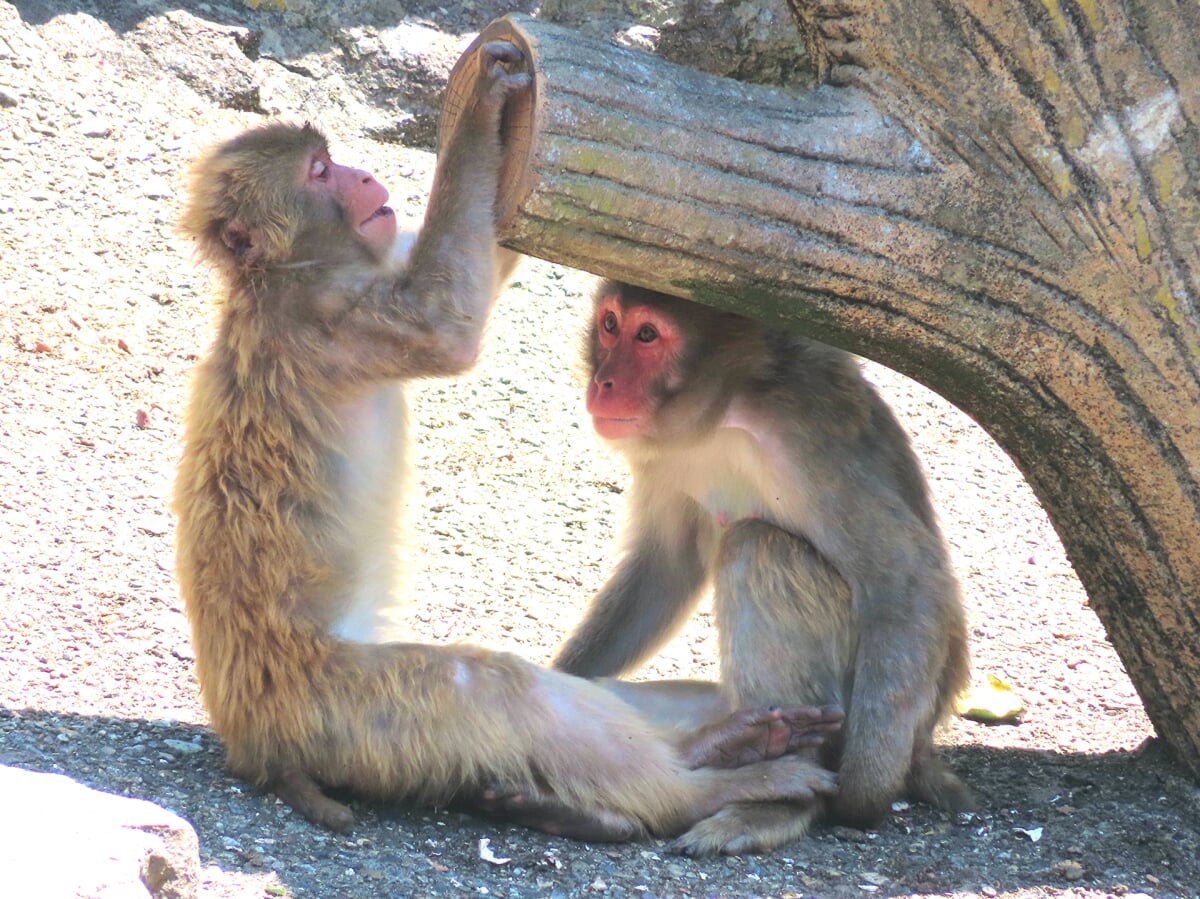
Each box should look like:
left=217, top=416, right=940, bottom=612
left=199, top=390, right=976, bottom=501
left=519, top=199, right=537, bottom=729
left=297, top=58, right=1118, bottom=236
left=174, top=43, right=842, bottom=844
left=555, top=281, right=973, bottom=854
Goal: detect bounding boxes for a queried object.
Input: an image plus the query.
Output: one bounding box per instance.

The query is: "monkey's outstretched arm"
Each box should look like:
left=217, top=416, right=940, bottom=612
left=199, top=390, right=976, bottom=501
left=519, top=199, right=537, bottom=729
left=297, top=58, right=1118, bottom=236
left=328, top=42, right=528, bottom=381
left=554, top=496, right=710, bottom=677
left=392, top=42, right=528, bottom=376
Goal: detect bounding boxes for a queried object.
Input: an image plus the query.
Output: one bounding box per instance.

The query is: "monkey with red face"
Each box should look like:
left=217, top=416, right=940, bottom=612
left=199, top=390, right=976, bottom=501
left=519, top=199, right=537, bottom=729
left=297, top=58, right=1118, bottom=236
left=175, top=43, right=843, bottom=846
left=556, top=281, right=973, bottom=855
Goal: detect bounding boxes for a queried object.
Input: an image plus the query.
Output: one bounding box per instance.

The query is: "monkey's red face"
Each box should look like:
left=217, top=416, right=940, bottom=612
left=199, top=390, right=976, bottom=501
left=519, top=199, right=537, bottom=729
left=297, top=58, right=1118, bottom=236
left=306, top=148, right=397, bottom=258
left=587, top=295, right=683, bottom=440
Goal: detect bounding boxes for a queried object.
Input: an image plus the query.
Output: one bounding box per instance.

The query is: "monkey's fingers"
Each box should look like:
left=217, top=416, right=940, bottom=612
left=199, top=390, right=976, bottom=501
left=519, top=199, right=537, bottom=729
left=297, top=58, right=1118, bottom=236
left=481, top=40, right=524, bottom=68
left=479, top=42, right=532, bottom=93
left=681, top=705, right=843, bottom=770
left=777, top=704, right=845, bottom=754
left=475, top=785, right=647, bottom=843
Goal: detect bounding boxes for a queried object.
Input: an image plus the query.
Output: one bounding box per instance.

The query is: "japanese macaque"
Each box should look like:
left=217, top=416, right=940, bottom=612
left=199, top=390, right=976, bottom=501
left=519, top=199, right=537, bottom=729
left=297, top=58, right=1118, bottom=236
left=555, top=281, right=974, bottom=854
left=174, top=43, right=843, bottom=846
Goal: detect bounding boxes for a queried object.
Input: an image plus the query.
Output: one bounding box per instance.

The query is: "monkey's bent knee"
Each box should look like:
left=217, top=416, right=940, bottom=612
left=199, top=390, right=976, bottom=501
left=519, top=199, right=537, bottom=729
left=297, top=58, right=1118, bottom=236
left=717, top=518, right=795, bottom=558
left=715, top=519, right=827, bottom=571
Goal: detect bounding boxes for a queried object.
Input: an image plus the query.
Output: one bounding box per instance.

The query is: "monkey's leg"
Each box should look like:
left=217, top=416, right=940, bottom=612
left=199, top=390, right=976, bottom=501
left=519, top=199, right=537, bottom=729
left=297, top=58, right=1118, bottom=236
left=714, top=520, right=854, bottom=707
left=474, top=680, right=839, bottom=842
left=835, top=541, right=973, bottom=827
left=906, top=732, right=976, bottom=814
left=472, top=784, right=650, bottom=842
left=297, top=642, right=837, bottom=846
left=593, top=677, right=729, bottom=732
left=673, top=519, right=853, bottom=855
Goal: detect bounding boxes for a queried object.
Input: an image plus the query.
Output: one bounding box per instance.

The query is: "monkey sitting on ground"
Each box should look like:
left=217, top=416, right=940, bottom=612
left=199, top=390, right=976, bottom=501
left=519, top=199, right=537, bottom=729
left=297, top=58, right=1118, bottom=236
left=174, top=42, right=842, bottom=845
left=554, top=281, right=974, bottom=854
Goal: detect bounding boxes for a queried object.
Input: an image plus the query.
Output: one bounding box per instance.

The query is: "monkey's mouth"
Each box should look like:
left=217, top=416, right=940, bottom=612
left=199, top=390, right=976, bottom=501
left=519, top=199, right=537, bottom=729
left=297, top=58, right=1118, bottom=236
left=361, top=206, right=395, bottom=226
left=592, top=416, right=642, bottom=440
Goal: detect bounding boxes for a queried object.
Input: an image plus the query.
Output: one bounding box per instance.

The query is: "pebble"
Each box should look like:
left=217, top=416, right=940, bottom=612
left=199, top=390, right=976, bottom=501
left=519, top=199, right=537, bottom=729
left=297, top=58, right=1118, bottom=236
left=163, top=738, right=202, bottom=754
left=78, top=117, right=111, bottom=138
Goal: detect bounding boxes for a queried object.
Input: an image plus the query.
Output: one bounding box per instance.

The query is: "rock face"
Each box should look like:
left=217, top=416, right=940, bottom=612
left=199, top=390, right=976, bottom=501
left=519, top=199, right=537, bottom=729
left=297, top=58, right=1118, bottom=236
left=0, top=766, right=200, bottom=899
left=540, top=0, right=812, bottom=88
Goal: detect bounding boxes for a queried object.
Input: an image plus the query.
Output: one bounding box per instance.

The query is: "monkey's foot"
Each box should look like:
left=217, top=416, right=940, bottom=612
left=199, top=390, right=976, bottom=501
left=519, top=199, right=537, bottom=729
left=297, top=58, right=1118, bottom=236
left=475, top=784, right=648, bottom=843
left=906, top=753, right=977, bottom=814
left=681, top=705, right=844, bottom=770
left=271, top=768, right=355, bottom=833
left=669, top=800, right=821, bottom=857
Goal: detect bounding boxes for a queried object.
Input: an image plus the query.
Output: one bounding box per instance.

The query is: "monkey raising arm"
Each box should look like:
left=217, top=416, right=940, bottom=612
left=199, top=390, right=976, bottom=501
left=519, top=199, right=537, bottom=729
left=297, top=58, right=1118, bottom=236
left=184, top=49, right=523, bottom=390
left=175, top=46, right=843, bottom=848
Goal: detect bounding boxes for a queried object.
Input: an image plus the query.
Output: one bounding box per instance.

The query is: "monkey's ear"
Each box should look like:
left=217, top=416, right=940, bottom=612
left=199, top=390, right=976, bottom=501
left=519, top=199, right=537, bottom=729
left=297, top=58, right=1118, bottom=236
left=220, top=220, right=264, bottom=267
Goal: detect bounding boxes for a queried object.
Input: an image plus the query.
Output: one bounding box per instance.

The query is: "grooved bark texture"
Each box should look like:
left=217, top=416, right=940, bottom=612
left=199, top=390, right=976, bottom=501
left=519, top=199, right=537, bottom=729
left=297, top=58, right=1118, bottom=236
left=442, top=8, right=1200, bottom=778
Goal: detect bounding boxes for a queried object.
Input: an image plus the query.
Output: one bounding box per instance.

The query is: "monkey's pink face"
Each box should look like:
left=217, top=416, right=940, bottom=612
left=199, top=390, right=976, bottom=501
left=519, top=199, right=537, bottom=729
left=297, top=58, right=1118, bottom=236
left=587, top=296, right=682, bottom=440
left=307, top=148, right=397, bottom=257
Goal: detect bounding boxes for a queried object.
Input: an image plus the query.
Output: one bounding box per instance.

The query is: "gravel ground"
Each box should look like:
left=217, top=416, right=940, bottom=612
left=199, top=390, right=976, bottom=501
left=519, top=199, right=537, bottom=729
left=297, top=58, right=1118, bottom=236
left=2, top=2, right=1198, bottom=897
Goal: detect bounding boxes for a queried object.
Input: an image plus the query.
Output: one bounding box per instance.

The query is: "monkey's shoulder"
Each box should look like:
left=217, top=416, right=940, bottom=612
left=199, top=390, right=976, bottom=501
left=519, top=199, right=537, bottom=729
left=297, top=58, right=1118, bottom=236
left=750, top=331, right=879, bottom=429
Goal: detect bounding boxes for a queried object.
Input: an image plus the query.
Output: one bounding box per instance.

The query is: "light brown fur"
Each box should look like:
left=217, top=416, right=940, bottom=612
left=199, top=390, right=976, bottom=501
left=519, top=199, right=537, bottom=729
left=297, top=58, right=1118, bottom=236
left=174, top=45, right=839, bottom=843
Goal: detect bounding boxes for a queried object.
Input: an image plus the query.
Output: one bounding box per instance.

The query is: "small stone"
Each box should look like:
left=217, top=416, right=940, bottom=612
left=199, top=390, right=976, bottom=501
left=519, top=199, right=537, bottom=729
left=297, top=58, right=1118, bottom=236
left=1050, top=859, right=1085, bottom=881
left=163, top=738, right=202, bottom=754
left=78, top=117, right=112, bottom=138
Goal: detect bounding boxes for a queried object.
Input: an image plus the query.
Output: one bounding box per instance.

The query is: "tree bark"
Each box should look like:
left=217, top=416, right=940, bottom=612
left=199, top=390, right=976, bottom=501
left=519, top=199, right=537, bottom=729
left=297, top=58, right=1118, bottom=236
left=441, top=8, right=1200, bottom=778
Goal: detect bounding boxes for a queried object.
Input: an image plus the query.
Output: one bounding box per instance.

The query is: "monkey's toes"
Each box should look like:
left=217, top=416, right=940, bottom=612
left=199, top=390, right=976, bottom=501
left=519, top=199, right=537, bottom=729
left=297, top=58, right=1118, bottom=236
left=321, top=804, right=356, bottom=834
left=667, top=813, right=768, bottom=857
left=769, top=755, right=839, bottom=801
left=297, top=797, right=354, bottom=834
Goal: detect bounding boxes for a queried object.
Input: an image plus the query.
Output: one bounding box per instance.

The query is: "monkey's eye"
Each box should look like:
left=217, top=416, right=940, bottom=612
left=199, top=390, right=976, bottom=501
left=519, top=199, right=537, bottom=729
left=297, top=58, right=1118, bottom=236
left=310, top=158, right=328, bottom=180
left=602, top=311, right=618, bottom=334
left=635, top=324, right=658, bottom=343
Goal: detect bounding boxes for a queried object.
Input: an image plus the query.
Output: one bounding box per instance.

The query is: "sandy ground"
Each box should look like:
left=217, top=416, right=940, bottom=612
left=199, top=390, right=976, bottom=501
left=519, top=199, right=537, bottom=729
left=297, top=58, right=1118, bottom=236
left=1, top=2, right=1198, bottom=897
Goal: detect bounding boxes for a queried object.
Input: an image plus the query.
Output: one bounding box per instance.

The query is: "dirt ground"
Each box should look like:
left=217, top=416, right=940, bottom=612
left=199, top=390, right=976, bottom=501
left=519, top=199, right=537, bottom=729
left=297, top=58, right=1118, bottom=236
left=1, top=2, right=1198, bottom=898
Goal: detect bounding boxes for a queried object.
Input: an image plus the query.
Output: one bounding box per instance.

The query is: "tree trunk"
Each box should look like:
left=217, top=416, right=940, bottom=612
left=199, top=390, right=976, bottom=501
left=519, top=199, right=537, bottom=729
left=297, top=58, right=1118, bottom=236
left=441, top=8, right=1200, bottom=778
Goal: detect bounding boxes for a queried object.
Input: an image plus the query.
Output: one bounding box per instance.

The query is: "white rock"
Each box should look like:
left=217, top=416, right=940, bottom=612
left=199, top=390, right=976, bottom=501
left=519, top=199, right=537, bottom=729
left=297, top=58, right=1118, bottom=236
left=0, top=765, right=200, bottom=898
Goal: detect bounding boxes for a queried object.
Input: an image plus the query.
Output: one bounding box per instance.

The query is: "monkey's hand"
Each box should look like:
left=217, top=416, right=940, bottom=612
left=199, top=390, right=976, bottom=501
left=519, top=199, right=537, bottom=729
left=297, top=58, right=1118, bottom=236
left=679, top=705, right=844, bottom=770
left=468, top=41, right=532, bottom=128
left=474, top=784, right=649, bottom=843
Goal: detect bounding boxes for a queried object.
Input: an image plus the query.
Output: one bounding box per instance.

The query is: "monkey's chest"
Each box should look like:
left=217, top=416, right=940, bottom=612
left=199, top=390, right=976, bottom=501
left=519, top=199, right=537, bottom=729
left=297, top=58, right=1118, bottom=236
left=668, top=428, right=790, bottom=529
